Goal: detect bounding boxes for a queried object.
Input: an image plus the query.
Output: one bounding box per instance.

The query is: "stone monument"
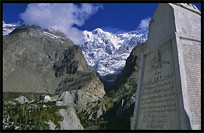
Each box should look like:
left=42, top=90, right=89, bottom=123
left=131, top=3, right=201, bottom=130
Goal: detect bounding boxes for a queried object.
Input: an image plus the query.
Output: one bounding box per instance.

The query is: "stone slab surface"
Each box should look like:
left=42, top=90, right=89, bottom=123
left=132, top=3, right=201, bottom=130
left=135, top=42, right=180, bottom=129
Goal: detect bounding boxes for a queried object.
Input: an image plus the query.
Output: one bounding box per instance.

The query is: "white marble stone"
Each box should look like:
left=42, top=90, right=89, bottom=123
left=132, top=3, right=201, bottom=130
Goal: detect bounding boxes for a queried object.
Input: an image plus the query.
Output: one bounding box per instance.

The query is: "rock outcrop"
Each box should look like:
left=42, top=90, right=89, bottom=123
left=59, top=108, right=84, bottom=130
left=14, top=96, right=29, bottom=104
left=53, top=90, right=106, bottom=119
left=82, top=99, right=107, bottom=120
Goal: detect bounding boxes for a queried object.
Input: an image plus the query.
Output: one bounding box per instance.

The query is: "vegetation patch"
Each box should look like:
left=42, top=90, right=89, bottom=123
left=77, top=113, right=108, bottom=130
left=102, top=95, right=114, bottom=110
left=104, top=105, right=130, bottom=130
left=3, top=92, right=66, bottom=130
left=102, top=90, right=116, bottom=110
left=127, top=82, right=137, bottom=96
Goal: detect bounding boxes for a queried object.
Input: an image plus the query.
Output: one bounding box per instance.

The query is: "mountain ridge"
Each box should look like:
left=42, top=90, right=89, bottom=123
left=3, top=21, right=147, bottom=80
left=3, top=24, right=105, bottom=97
left=81, top=27, right=147, bottom=79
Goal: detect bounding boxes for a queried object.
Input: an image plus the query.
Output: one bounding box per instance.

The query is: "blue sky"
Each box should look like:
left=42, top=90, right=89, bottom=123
left=2, top=3, right=201, bottom=44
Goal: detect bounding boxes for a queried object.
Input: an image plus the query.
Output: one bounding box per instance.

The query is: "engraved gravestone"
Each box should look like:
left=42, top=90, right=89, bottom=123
left=131, top=3, right=201, bottom=130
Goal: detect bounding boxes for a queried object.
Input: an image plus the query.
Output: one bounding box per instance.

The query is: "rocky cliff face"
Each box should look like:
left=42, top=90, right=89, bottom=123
left=114, top=42, right=147, bottom=95
left=112, top=42, right=147, bottom=120
left=3, top=25, right=105, bottom=98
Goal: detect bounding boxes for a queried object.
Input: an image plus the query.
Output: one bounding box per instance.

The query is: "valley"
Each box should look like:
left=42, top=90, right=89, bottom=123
left=2, top=22, right=146, bottom=130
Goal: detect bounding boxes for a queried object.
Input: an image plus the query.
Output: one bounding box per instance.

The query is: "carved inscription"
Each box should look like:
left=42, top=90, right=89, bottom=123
left=138, top=45, right=178, bottom=129
left=150, top=50, right=170, bottom=71
left=139, top=70, right=177, bottom=129
left=182, top=41, right=201, bottom=126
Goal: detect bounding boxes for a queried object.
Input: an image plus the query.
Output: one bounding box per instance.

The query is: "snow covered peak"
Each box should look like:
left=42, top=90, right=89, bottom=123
left=93, top=28, right=103, bottom=32
left=3, top=21, right=22, bottom=35
left=78, top=28, right=148, bottom=78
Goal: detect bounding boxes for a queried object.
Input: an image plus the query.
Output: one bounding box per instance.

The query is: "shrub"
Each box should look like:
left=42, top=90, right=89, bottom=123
left=102, top=96, right=114, bottom=110
left=107, top=90, right=116, bottom=98
left=127, top=83, right=137, bottom=96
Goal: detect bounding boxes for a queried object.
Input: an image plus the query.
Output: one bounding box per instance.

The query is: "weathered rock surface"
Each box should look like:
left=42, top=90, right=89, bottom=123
left=56, top=71, right=105, bottom=96
left=111, top=42, right=147, bottom=120
left=3, top=25, right=105, bottom=98
left=59, top=108, right=84, bottom=130
left=114, top=42, right=147, bottom=97
left=55, top=90, right=106, bottom=119
left=82, top=100, right=107, bottom=120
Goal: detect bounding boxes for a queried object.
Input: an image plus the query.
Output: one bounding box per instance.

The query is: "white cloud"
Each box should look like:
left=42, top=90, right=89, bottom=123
left=137, top=17, right=151, bottom=30
left=20, top=3, right=103, bottom=44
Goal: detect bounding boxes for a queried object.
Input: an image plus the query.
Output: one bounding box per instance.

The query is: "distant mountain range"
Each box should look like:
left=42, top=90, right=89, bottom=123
left=3, top=21, right=147, bottom=81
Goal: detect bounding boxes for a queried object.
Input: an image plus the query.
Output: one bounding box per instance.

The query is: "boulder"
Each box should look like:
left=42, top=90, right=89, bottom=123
left=14, top=96, right=29, bottom=104
left=59, top=107, right=84, bottom=130
left=44, top=95, right=51, bottom=102
left=47, top=120, right=56, bottom=130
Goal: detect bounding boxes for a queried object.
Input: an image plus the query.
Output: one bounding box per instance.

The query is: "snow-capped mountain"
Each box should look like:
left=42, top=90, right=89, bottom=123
left=3, top=21, right=69, bottom=44
left=80, top=28, right=147, bottom=78
left=3, top=21, right=22, bottom=35
left=3, top=22, right=147, bottom=80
